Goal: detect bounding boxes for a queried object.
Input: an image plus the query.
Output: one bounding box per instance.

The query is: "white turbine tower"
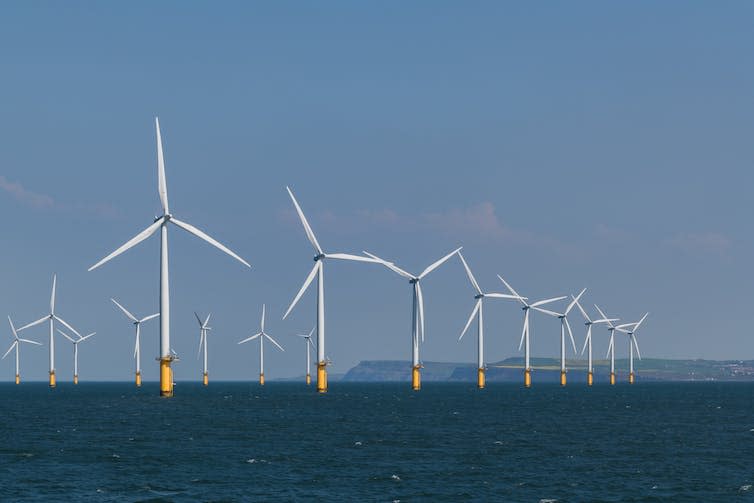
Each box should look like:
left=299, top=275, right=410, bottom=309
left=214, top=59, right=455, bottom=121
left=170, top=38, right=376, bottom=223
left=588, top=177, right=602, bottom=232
left=364, top=247, right=461, bottom=391
left=532, top=289, right=586, bottom=387
left=457, top=253, right=524, bottom=389
left=3, top=316, right=41, bottom=384
left=111, top=299, right=159, bottom=387
left=17, top=274, right=80, bottom=388
left=573, top=298, right=617, bottom=386
left=195, top=312, right=212, bottom=386
left=57, top=330, right=95, bottom=384
left=89, top=118, right=251, bottom=397
left=497, top=274, right=566, bottom=388
left=239, top=305, right=284, bottom=385
left=283, top=187, right=379, bottom=393
left=594, top=305, right=621, bottom=385
left=616, top=313, right=649, bottom=384
left=292, top=328, right=315, bottom=385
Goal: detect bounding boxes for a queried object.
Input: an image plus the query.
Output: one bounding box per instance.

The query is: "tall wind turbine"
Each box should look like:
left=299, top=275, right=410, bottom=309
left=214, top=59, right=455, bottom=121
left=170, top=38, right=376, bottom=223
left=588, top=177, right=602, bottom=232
left=292, top=328, right=315, bottom=385
left=111, top=299, right=159, bottom=387
left=573, top=298, right=617, bottom=386
left=594, top=305, right=620, bottom=385
left=89, top=118, right=251, bottom=397
left=283, top=187, right=379, bottom=393
left=195, top=312, right=212, bottom=386
left=532, top=289, right=586, bottom=386
left=616, top=313, right=649, bottom=384
left=17, top=274, right=81, bottom=388
left=239, top=305, right=284, bottom=385
left=58, top=330, right=95, bottom=384
left=457, top=253, right=523, bottom=389
left=364, top=247, right=461, bottom=390
left=3, top=316, right=41, bottom=384
left=498, top=275, right=566, bottom=388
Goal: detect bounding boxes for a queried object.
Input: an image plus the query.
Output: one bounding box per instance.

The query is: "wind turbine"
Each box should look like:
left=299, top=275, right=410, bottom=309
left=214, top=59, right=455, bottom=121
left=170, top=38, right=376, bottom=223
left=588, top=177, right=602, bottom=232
left=111, top=299, right=159, bottom=387
left=292, top=328, right=315, bottom=385
left=17, top=274, right=81, bottom=388
left=573, top=298, right=617, bottom=386
left=616, top=313, right=649, bottom=384
left=532, top=289, right=586, bottom=386
left=195, top=312, right=212, bottom=386
left=3, top=316, right=41, bottom=384
left=88, top=118, right=251, bottom=397
left=283, top=187, right=379, bottom=393
left=497, top=275, right=566, bottom=387
left=57, top=330, right=95, bottom=384
left=239, top=305, right=284, bottom=385
left=456, top=253, right=523, bottom=389
left=364, top=247, right=461, bottom=390
left=594, top=305, right=621, bottom=385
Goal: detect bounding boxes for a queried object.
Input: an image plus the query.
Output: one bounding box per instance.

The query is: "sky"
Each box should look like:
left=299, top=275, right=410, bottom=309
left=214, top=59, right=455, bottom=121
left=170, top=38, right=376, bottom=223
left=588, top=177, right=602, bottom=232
left=0, top=2, right=752, bottom=381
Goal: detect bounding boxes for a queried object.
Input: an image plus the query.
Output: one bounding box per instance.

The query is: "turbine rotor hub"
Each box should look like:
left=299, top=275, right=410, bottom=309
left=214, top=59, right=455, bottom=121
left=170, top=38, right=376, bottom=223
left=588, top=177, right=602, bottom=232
left=474, top=294, right=484, bottom=299
left=314, top=254, right=325, bottom=262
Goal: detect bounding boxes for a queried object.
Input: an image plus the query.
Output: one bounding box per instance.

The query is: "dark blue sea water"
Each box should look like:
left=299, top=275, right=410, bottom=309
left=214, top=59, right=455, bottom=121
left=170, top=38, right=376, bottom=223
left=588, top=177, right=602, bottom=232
left=0, top=382, right=752, bottom=502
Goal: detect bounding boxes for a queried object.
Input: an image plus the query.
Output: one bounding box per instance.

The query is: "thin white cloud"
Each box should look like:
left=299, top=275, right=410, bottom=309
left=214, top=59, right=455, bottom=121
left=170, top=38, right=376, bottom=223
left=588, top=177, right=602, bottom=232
left=665, top=232, right=732, bottom=255
left=0, top=176, right=55, bottom=209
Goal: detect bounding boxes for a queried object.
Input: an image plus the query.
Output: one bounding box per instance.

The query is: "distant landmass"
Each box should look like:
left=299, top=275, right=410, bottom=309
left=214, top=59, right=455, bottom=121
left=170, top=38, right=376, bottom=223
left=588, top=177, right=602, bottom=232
left=340, top=358, right=754, bottom=382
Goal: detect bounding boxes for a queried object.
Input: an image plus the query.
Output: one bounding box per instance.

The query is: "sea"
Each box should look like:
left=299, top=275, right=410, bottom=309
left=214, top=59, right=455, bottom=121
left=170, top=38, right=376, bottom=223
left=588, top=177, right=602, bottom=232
left=0, top=382, right=752, bottom=502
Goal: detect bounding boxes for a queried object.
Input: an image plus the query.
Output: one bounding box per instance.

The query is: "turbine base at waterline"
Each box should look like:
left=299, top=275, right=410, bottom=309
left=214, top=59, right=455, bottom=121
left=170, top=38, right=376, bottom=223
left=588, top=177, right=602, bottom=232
left=524, top=368, right=531, bottom=388
left=74, top=374, right=79, bottom=385
left=135, top=371, right=142, bottom=387
left=49, top=370, right=56, bottom=388
left=412, top=364, right=421, bottom=391
left=203, top=372, right=208, bottom=386
left=629, top=372, right=635, bottom=384
left=317, top=362, right=327, bottom=393
left=610, top=372, right=616, bottom=385
left=560, top=371, right=566, bottom=386
left=159, top=355, right=177, bottom=397
left=306, top=373, right=311, bottom=385
left=15, top=374, right=19, bottom=385
left=587, top=371, right=593, bottom=386
left=477, top=368, right=485, bottom=389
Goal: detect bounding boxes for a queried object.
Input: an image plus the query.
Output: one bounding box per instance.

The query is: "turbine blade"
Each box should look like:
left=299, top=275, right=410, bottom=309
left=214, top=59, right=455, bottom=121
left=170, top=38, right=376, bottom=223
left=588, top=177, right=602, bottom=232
left=633, top=334, right=642, bottom=360
left=2, top=342, right=16, bottom=360
left=484, top=293, right=525, bottom=300
left=140, top=313, right=160, bottom=323
left=418, top=247, right=462, bottom=279
left=497, top=275, right=526, bottom=306
left=416, top=283, right=425, bottom=342
left=531, top=296, right=567, bottom=308
left=519, top=310, right=529, bottom=351
left=566, top=288, right=586, bottom=315
left=89, top=219, right=163, bottom=271
left=7, top=316, right=18, bottom=339
left=194, top=312, right=203, bottom=326
left=283, top=262, right=320, bottom=320
left=324, top=253, right=379, bottom=263
left=50, top=274, right=57, bottom=313
left=459, top=299, right=481, bottom=341
left=363, top=251, right=413, bottom=279
left=564, top=317, right=577, bottom=353
left=79, top=332, right=95, bottom=342
left=633, top=312, right=650, bottom=333
left=581, top=329, right=590, bottom=355
left=594, top=305, right=614, bottom=328
left=155, top=117, right=169, bottom=214
left=54, top=316, right=81, bottom=338
left=18, top=338, right=41, bottom=345
left=261, top=304, right=266, bottom=332
left=203, top=313, right=212, bottom=328
left=265, top=334, right=285, bottom=352
left=170, top=217, right=251, bottom=268
left=56, top=329, right=76, bottom=343
left=457, top=252, right=482, bottom=296
left=606, top=336, right=614, bottom=359
left=286, top=186, right=323, bottom=255
left=111, top=299, right=138, bottom=322
left=238, top=333, right=262, bottom=344
left=17, top=316, right=49, bottom=332
left=532, top=307, right=560, bottom=317
left=574, top=297, right=591, bottom=323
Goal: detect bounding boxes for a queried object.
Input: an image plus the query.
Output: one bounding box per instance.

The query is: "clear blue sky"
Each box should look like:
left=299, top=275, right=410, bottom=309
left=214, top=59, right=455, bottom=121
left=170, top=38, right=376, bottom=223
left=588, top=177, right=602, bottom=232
left=0, top=2, right=752, bottom=380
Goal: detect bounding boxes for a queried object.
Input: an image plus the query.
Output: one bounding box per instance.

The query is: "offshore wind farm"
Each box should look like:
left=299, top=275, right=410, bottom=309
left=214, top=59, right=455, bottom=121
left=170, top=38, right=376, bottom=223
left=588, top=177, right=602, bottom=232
left=2, top=2, right=753, bottom=501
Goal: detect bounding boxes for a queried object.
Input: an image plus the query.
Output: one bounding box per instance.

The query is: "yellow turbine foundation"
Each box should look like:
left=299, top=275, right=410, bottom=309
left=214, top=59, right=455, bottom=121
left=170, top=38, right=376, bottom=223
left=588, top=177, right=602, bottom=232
left=412, top=365, right=421, bottom=391
left=477, top=368, right=485, bottom=389
left=203, top=372, right=208, bottom=386
left=317, top=362, right=327, bottom=393
left=73, top=375, right=79, bottom=385
left=610, top=372, right=616, bottom=385
left=160, top=358, right=173, bottom=397
left=259, top=373, right=265, bottom=386
left=305, top=373, right=311, bottom=385
left=587, top=372, right=593, bottom=386
left=560, top=371, right=567, bottom=387
left=15, top=374, right=20, bottom=385
left=629, top=372, right=635, bottom=384
left=524, top=369, right=531, bottom=388
left=135, top=372, right=142, bottom=387
left=49, top=370, right=56, bottom=388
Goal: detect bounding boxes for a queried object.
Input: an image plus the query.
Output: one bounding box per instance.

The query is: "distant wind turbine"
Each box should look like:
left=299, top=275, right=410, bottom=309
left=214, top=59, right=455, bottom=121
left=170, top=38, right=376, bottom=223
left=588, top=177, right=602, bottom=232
left=498, top=275, right=566, bottom=387
left=594, top=305, right=620, bottom=385
left=3, top=316, right=41, bottom=384
left=616, top=313, right=649, bottom=384
left=89, top=118, right=250, bottom=397
left=292, top=328, right=315, bottom=385
left=239, top=305, right=284, bottom=385
left=364, top=247, right=461, bottom=390
left=573, top=298, right=617, bottom=386
left=111, top=299, right=159, bottom=387
left=532, top=289, right=586, bottom=387
left=57, top=330, right=95, bottom=384
left=457, top=253, right=523, bottom=389
left=195, top=312, right=212, bottom=386
left=17, top=274, right=80, bottom=388
left=283, top=187, right=379, bottom=393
